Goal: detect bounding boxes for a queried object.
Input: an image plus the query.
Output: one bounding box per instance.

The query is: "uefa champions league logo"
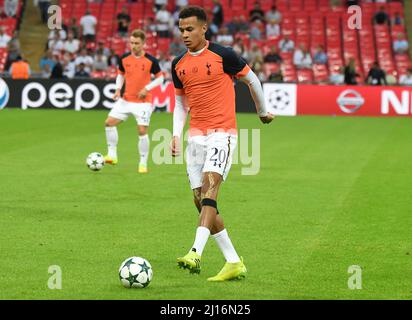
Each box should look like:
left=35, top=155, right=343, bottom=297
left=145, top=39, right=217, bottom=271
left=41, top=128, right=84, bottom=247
left=268, top=89, right=290, bottom=111
left=0, top=78, right=10, bottom=110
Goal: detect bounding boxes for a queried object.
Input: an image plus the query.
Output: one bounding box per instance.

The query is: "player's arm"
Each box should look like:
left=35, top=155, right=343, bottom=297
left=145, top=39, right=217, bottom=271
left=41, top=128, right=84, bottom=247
left=113, top=74, right=124, bottom=100
left=138, top=73, right=165, bottom=99
left=238, top=69, right=273, bottom=124
left=170, top=56, right=187, bottom=157
left=221, top=46, right=273, bottom=124
left=113, top=56, right=126, bottom=100
left=145, top=74, right=165, bottom=90
left=138, top=57, right=165, bottom=99
left=171, top=93, right=188, bottom=156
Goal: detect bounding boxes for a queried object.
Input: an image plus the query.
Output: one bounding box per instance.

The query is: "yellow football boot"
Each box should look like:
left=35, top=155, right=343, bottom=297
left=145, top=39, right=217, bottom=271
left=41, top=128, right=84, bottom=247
left=207, top=257, right=247, bottom=281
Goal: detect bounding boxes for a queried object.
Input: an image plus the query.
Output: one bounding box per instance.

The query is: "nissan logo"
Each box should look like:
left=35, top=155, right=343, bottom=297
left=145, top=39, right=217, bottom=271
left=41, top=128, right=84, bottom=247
left=337, top=89, right=365, bottom=113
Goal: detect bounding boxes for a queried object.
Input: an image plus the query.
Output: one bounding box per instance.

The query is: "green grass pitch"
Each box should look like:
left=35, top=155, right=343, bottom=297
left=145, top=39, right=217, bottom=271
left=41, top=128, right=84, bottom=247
left=1, top=108, right=411, bottom=299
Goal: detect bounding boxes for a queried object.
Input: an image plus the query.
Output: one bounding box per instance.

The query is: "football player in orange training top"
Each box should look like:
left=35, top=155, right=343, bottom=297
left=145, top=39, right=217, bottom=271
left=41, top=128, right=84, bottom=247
left=104, top=29, right=164, bottom=173
left=171, top=6, right=273, bottom=281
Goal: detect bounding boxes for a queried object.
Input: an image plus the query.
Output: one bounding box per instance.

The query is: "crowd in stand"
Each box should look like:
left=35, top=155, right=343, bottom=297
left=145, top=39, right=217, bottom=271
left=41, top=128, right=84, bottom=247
left=0, top=0, right=411, bottom=85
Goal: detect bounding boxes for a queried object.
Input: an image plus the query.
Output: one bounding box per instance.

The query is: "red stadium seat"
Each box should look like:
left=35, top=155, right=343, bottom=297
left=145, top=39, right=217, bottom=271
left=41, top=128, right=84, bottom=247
left=157, top=38, right=171, bottom=53
left=280, top=52, right=293, bottom=64
left=276, top=0, right=289, bottom=12
left=188, top=0, right=203, bottom=6
left=297, top=69, right=314, bottom=83
left=328, top=58, right=344, bottom=71
left=395, top=54, right=411, bottom=63
left=389, top=1, right=403, bottom=12
left=263, top=63, right=281, bottom=78
left=313, top=64, right=329, bottom=83
left=91, top=70, right=106, bottom=79
left=46, top=0, right=410, bottom=86
left=289, top=0, right=303, bottom=13
left=88, top=3, right=101, bottom=16
left=331, top=4, right=345, bottom=13
left=304, top=0, right=318, bottom=12
left=106, top=66, right=118, bottom=79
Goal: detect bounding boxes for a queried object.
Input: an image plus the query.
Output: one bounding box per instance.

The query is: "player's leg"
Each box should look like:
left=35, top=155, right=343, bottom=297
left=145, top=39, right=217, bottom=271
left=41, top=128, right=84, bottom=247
left=134, top=103, right=152, bottom=173
left=193, top=188, right=202, bottom=212
left=137, top=125, right=149, bottom=173
left=104, top=99, right=129, bottom=164
left=177, top=136, right=206, bottom=273
left=202, top=132, right=246, bottom=281
left=192, top=188, right=241, bottom=265
left=104, top=117, right=122, bottom=164
left=193, top=187, right=224, bottom=235
left=199, top=171, right=222, bottom=229
left=177, top=172, right=222, bottom=274
left=203, top=174, right=246, bottom=282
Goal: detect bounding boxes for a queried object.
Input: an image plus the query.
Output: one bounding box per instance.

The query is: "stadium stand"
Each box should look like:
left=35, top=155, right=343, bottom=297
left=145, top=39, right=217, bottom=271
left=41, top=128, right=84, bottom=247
left=0, top=0, right=24, bottom=73
left=1, top=0, right=409, bottom=85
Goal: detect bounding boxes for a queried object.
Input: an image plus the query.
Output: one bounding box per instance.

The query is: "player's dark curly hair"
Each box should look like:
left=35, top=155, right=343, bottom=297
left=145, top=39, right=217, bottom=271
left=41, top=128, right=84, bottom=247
left=178, top=6, right=207, bottom=22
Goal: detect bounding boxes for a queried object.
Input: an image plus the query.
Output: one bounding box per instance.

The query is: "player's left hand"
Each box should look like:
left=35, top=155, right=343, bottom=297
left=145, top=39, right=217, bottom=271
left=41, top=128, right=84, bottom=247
left=259, top=113, right=274, bottom=124
left=138, top=88, right=148, bottom=99
left=170, top=136, right=181, bottom=157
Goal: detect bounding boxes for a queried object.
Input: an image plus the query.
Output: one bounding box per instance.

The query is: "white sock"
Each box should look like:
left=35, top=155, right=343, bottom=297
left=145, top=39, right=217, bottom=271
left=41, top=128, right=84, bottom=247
left=138, top=134, right=149, bottom=166
left=105, top=127, right=118, bottom=159
left=212, top=229, right=241, bottom=263
left=191, top=226, right=210, bottom=256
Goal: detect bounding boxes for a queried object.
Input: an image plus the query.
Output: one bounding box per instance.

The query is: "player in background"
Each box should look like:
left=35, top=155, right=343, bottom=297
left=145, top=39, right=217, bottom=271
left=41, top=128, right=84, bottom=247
left=104, top=29, right=164, bottom=173
left=171, top=7, right=273, bottom=281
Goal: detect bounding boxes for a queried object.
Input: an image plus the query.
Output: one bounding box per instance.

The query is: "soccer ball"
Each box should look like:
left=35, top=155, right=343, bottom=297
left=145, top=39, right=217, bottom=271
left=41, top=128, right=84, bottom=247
left=119, top=256, right=153, bottom=288
left=86, top=152, right=105, bottom=171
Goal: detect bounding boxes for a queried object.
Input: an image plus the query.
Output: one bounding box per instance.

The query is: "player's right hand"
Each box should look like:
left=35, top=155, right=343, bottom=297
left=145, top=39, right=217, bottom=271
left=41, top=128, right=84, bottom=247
left=112, top=89, right=121, bottom=101
left=259, top=112, right=274, bottom=124
left=170, top=136, right=180, bottom=157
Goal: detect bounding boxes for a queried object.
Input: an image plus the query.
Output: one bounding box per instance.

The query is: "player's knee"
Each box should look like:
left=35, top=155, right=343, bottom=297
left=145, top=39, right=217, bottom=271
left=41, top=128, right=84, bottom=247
left=138, top=126, right=148, bottom=136
left=193, top=189, right=202, bottom=213
left=201, top=198, right=217, bottom=210
left=105, top=119, right=116, bottom=127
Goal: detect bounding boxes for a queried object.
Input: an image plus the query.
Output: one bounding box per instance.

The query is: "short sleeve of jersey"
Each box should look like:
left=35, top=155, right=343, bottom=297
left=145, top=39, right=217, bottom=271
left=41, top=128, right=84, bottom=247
left=171, top=56, right=184, bottom=90
left=118, top=53, right=127, bottom=74
left=221, top=46, right=249, bottom=77
left=150, top=59, right=161, bottom=75
left=145, top=53, right=162, bottom=76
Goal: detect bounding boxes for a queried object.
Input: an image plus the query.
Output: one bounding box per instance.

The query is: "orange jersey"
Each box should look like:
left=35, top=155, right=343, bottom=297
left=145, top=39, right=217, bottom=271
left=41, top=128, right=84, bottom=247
left=118, top=52, right=162, bottom=103
left=172, top=41, right=250, bottom=135
left=11, top=61, right=30, bottom=79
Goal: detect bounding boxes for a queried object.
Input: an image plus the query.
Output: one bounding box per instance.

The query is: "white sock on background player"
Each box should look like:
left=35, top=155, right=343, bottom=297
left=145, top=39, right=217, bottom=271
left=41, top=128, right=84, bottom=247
left=105, top=127, right=118, bottom=159
left=191, top=226, right=210, bottom=256
left=138, top=134, right=150, bottom=166
left=212, top=229, right=241, bottom=263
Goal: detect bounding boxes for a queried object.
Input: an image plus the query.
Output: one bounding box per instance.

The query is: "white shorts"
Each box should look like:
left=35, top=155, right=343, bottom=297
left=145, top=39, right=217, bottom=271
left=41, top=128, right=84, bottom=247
left=186, top=132, right=237, bottom=190
left=108, top=98, right=152, bottom=126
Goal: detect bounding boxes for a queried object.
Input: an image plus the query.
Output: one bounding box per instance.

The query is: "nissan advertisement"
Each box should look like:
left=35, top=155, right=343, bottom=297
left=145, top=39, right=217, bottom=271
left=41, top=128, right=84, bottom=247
left=264, top=83, right=412, bottom=117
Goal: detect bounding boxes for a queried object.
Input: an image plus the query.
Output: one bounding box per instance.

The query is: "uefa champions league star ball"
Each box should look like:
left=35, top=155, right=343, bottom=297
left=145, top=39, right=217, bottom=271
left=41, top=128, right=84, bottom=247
left=86, top=152, right=105, bottom=171
left=119, top=257, right=153, bottom=288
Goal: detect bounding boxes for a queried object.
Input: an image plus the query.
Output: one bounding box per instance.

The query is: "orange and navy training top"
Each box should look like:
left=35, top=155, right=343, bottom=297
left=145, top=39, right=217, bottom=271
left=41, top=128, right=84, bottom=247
left=118, top=52, right=162, bottom=103
left=171, top=41, right=251, bottom=135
